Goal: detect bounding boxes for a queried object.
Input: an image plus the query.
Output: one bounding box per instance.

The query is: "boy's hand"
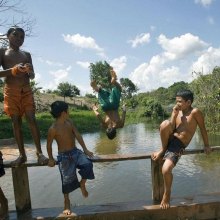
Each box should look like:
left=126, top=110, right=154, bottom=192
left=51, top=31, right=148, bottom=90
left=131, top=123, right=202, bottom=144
left=92, top=104, right=99, bottom=112
left=48, top=158, right=56, bottom=167
left=84, top=149, right=94, bottom=158
left=204, top=146, right=212, bottom=155
left=172, top=104, right=180, bottom=116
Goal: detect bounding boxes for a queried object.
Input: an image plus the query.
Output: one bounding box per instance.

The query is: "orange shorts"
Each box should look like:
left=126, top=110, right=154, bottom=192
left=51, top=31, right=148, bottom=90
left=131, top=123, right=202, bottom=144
left=4, top=85, right=35, bottom=117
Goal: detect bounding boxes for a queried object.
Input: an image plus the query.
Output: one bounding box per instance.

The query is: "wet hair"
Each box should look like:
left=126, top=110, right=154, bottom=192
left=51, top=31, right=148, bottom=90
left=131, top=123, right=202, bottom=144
left=7, top=26, right=25, bottom=37
left=176, top=89, right=194, bottom=103
left=106, top=127, right=117, bottom=140
left=50, top=101, right=68, bottom=118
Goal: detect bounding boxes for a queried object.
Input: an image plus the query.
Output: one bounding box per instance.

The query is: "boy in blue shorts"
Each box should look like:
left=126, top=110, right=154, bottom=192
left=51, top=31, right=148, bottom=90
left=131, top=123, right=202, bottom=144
left=46, top=101, right=94, bottom=216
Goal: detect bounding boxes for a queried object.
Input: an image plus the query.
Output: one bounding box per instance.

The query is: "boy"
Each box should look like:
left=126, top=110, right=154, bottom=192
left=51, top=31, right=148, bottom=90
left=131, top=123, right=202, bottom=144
left=0, top=151, right=8, bottom=219
left=91, top=68, right=126, bottom=140
left=151, top=89, right=212, bottom=209
left=0, top=26, right=48, bottom=166
left=47, top=101, right=94, bottom=216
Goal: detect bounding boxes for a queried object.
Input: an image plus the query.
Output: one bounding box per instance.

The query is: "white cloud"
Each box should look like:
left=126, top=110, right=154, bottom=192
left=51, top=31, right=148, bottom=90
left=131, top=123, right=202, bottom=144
left=129, top=33, right=212, bottom=92
left=110, top=56, right=127, bottom=74
left=191, top=47, right=220, bottom=74
left=195, top=0, right=214, bottom=6
left=46, top=66, right=72, bottom=89
left=158, top=33, right=208, bottom=60
left=63, top=33, right=104, bottom=53
left=37, top=57, right=63, bottom=67
left=76, top=61, right=90, bottom=69
left=128, top=33, right=150, bottom=48
left=130, top=54, right=175, bottom=91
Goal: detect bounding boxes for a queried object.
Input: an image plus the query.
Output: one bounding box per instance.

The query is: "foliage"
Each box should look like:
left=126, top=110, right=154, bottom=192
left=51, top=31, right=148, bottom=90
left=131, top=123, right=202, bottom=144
left=120, top=77, right=138, bottom=99
left=89, top=61, right=112, bottom=90
left=0, top=0, right=36, bottom=48
left=30, top=80, right=42, bottom=94
left=57, top=82, right=80, bottom=102
left=190, top=67, right=220, bottom=133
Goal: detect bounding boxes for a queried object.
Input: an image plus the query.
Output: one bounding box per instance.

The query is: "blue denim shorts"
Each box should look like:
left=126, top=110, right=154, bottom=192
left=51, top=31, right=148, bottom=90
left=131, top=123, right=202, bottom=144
left=57, top=148, right=94, bottom=194
left=163, top=136, right=185, bottom=166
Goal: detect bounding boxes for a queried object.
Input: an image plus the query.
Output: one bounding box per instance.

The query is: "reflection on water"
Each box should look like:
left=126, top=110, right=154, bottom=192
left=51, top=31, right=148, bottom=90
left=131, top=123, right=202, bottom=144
left=1, top=122, right=220, bottom=210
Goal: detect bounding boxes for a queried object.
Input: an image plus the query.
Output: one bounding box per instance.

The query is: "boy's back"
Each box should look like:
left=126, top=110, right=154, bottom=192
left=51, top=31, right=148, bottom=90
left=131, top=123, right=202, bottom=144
left=49, top=119, right=77, bottom=153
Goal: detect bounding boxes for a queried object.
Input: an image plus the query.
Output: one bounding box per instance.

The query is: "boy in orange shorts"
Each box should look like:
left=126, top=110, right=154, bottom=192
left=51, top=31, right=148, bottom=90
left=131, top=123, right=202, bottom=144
left=0, top=26, right=48, bottom=166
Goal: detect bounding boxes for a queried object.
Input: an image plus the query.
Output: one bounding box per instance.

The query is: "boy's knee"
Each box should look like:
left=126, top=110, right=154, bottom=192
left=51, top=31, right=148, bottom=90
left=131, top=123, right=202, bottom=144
left=160, top=120, right=172, bottom=132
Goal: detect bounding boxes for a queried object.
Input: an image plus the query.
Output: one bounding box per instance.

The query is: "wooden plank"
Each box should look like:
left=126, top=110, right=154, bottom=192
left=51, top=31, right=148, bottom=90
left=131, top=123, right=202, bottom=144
left=7, top=192, right=220, bottom=220
left=151, top=159, right=164, bottom=201
left=12, top=166, right=32, bottom=212
left=3, top=146, right=220, bottom=168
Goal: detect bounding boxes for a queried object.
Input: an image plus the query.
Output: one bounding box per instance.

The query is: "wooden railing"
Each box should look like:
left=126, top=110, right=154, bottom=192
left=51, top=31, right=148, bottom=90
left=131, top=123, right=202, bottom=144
left=3, top=146, right=220, bottom=213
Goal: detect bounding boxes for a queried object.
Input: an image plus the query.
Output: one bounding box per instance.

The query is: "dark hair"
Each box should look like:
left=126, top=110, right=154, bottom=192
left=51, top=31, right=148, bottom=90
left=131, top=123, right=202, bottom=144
left=7, top=26, right=25, bottom=37
left=50, top=101, right=68, bottom=118
left=176, top=89, right=194, bottom=103
left=106, top=127, right=116, bottom=140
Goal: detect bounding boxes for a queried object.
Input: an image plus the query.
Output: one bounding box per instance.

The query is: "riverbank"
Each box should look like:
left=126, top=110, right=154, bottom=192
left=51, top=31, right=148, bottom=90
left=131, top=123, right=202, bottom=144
left=0, top=109, right=101, bottom=140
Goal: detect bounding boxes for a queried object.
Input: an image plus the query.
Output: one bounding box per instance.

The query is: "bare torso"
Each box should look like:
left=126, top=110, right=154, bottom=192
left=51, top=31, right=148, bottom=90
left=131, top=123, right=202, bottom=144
left=105, top=110, right=122, bottom=128
left=0, top=48, right=31, bottom=87
left=52, top=120, right=76, bottom=153
left=174, top=108, right=198, bottom=146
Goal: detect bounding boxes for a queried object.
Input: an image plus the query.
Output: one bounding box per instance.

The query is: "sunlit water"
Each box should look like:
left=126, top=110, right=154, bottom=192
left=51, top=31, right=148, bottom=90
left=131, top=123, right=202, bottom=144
left=1, top=121, right=220, bottom=210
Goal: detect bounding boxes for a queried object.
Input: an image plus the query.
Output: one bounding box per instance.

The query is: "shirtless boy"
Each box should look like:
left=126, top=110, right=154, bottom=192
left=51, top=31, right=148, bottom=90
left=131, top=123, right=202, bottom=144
left=151, top=89, right=211, bottom=209
left=91, top=68, right=126, bottom=139
left=0, top=26, right=48, bottom=166
left=47, top=101, right=95, bottom=216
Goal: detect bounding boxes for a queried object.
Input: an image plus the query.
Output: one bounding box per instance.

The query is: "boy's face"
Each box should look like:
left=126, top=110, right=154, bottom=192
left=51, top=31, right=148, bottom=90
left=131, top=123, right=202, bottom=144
left=176, top=96, right=191, bottom=111
left=8, top=29, right=25, bottom=47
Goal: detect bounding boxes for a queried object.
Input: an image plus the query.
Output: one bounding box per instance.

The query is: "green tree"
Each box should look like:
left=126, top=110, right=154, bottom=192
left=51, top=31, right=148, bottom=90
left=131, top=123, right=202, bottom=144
left=57, top=82, right=80, bottom=101
left=190, top=67, right=220, bottom=133
left=120, top=78, right=138, bottom=98
left=89, top=60, right=112, bottom=90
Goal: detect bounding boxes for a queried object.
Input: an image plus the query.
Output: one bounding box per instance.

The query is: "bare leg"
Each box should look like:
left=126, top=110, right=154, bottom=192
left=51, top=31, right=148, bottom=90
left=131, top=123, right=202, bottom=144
left=80, top=179, right=88, bottom=198
left=0, top=187, right=8, bottom=219
left=160, top=159, right=174, bottom=209
left=63, top=194, right=71, bottom=215
left=25, top=112, right=48, bottom=165
left=90, top=81, right=99, bottom=92
left=151, top=120, right=173, bottom=161
left=11, top=115, right=27, bottom=166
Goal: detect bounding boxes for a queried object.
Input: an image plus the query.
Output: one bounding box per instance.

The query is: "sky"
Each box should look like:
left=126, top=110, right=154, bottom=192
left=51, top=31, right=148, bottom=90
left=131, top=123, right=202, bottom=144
left=1, top=0, right=220, bottom=95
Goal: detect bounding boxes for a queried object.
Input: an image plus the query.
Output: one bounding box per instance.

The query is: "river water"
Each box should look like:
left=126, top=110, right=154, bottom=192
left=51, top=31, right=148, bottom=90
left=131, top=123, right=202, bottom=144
left=1, top=121, right=220, bottom=210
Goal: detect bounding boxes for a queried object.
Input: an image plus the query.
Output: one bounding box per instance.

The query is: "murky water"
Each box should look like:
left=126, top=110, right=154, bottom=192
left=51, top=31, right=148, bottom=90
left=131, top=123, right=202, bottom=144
left=1, top=121, right=220, bottom=210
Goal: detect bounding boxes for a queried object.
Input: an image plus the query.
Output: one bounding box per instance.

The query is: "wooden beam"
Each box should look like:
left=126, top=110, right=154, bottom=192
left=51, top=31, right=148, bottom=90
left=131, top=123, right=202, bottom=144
left=12, top=166, right=32, bottom=212
left=3, top=146, right=220, bottom=168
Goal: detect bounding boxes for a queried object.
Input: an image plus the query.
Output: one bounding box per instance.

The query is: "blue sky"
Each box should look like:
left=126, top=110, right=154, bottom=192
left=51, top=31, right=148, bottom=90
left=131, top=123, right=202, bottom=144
left=1, top=0, right=220, bottom=95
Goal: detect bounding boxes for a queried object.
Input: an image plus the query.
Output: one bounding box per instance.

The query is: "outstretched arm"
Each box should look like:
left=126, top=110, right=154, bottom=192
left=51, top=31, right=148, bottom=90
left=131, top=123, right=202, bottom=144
left=194, top=109, right=211, bottom=154
left=71, top=121, right=94, bottom=157
left=92, top=104, right=106, bottom=128
left=119, top=104, right=126, bottom=128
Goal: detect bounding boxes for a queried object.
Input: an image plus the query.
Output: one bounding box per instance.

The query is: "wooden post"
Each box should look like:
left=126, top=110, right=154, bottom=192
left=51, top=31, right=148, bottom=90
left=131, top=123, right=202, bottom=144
left=12, top=166, right=31, bottom=212
left=151, top=158, right=164, bottom=202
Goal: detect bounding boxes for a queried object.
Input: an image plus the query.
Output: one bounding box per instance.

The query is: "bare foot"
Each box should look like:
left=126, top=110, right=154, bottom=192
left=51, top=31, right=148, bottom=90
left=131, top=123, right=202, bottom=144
left=37, top=153, right=49, bottom=165
left=90, top=81, right=99, bottom=92
left=151, top=149, right=163, bottom=161
left=110, top=70, right=117, bottom=84
left=11, top=155, right=27, bottom=167
left=80, top=180, right=88, bottom=198
left=63, top=197, right=71, bottom=215
left=160, top=192, right=171, bottom=209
